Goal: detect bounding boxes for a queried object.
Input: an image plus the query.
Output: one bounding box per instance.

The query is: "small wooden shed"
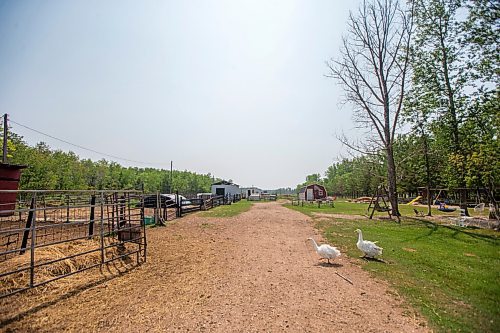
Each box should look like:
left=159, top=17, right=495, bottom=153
left=298, top=184, right=327, bottom=201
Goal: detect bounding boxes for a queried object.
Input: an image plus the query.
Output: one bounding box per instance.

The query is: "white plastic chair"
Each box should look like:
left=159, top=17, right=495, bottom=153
left=474, top=203, right=485, bottom=212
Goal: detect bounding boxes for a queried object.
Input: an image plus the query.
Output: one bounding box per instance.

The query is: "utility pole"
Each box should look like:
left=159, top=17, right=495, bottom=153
left=170, top=160, right=173, bottom=193
left=3, top=114, right=8, bottom=163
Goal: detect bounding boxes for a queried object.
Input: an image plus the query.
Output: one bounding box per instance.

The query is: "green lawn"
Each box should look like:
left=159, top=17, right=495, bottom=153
left=285, top=203, right=499, bottom=333
left=198, top=200, right=253, bottom=218
left=288, top=200, right=488, bottom=219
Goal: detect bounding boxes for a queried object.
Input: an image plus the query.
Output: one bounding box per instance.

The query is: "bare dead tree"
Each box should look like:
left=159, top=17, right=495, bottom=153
left=327, top=0, right=413, bottom=217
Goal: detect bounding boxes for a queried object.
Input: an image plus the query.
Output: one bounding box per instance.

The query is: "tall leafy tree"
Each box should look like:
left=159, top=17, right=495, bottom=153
left=409, top=0, right=499, bottom=215
left=461, top=0, right=499, bottom=87
left=409, top=0, right=474, bottom=212
left=328, top=0, right=414, bottom=216
left=462, top=0, right=499, bottom=218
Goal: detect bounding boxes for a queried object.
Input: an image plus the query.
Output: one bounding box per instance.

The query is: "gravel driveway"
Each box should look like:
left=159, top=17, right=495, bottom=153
left=0, top=202, right=428, bottom=332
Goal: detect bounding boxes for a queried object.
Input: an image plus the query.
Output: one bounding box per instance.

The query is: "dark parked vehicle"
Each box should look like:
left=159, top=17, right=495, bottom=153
left=142, top=194, right=177, bottom=208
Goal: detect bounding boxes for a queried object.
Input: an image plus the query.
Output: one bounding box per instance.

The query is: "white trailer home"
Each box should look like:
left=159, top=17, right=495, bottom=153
left=240, top=187, right=263, bottom=199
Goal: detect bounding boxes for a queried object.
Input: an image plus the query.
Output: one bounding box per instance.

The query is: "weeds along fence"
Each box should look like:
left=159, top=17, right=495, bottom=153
left=0, top=190, right=146, bottom=299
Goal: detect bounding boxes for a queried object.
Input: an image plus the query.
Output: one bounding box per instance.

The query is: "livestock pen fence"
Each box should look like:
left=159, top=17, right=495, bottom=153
left=145, top=192, right=241, bottom=225
left=0, top=190, right=146, bottom=299
left=197, top=194, right=241, bottom=212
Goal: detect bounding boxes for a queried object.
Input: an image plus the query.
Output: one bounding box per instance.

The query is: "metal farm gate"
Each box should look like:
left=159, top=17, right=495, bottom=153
left=0, top=190, right=147, bottom=298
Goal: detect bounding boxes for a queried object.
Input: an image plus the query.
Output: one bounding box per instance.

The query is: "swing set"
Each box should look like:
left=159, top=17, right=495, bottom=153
left=366, top=185, right=393, bottom=220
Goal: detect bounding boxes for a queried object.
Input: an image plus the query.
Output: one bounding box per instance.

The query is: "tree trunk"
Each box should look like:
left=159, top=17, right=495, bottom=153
left=439, top=22, right=470, bottom=217
left=421, top=129, right=432, bottom=216
left=386, top=145, right=400, bottom=217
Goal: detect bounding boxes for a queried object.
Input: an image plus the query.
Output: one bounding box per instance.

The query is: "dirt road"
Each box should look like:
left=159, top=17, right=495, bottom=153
left=1, top=202, right=427, bottom=332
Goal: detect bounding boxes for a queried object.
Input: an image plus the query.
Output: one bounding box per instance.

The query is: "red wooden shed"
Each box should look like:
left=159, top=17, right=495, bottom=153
left=298, top=184, right=327, bottom=201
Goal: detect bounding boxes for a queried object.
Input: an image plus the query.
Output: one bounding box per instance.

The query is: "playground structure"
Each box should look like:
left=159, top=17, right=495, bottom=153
left=366, top=185, right=394, bottom=221
left=415, top=187, right=499, bottom=219
left=416, top=187, right=497, bottom=205
left=407, top=196, right=422, bottom=205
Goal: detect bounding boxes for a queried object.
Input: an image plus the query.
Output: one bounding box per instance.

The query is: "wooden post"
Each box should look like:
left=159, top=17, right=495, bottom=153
left=368, top=188, right=378, bottom=219
left=381, top=187, right=392, bottom=219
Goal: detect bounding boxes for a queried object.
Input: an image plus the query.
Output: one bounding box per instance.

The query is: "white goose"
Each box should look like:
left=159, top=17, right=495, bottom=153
left=355, top=229, right=383, bottom=258
left=307, top=238, right=341, bottom=264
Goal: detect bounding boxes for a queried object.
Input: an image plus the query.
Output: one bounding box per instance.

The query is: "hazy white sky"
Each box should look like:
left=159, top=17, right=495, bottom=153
left=0, top=0, right=362, bottom=189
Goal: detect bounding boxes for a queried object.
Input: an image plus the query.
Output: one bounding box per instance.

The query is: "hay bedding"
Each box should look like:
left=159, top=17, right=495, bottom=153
left=0, top=238, right=139, bottom=330
left=1, top=202, right=428, bottom=332
left=0, top=239, right=135, bottom=296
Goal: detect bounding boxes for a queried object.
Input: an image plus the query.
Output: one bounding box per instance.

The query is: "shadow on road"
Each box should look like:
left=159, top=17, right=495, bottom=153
left=315, top=262, right=343, bottom=268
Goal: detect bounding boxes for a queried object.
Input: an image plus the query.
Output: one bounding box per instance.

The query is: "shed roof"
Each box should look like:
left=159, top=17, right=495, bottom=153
left=299, top=183, right=326, bottom=192
left=212, top=180, right=239, bottom=186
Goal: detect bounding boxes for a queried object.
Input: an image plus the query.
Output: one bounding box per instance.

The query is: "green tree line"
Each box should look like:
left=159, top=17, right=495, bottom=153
left=2, top=130, right=218, bottom=194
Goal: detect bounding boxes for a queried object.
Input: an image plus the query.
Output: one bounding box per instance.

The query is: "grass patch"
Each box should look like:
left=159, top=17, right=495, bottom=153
left=286, top=203, right=499, bottom=332
left=199, top=200, right=253, bottom=218
left=286, top=200, right=484, bottom=218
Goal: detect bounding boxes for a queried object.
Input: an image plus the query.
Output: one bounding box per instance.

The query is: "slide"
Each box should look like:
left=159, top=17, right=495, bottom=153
left=407, top=196, right=422, bottom=205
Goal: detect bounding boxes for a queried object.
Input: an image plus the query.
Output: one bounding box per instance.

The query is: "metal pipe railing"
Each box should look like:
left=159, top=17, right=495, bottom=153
left=0, top=190, right=147, bottom=299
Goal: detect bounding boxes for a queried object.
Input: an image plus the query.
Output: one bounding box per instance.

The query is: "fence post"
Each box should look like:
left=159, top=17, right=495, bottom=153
left=110, top=193, right=115, bottom=232
left=20, top=197, right=36, bottom=255
left=155, top=191, right=160, bottom=226
left=42, top=196, right=47, bottom=223
left=176, top=191, right=181, bottom=217
left=66, top=194, right=70, bottom=223
left=29, top=193, right=37, bottom=288
left=88, top=194, right=96, bottom=238
left=119, top=195, right=126, bottom=228
left=141, top=192, right=147, bottom=262
left=100, top=192, right=105, bottom=264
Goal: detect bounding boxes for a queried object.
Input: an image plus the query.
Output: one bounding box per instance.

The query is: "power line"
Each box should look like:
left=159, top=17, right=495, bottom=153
left=9, top=118, right=169, bottom=167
